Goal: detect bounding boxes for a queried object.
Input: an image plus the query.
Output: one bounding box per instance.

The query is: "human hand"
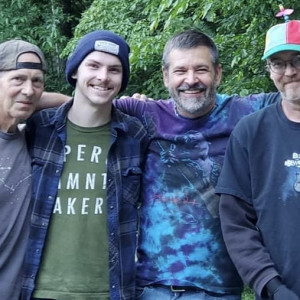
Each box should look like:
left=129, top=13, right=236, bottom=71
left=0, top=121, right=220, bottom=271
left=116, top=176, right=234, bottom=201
left=120, top=93, right=153, bottom=101
left=272, top=285, right=299, bottom=300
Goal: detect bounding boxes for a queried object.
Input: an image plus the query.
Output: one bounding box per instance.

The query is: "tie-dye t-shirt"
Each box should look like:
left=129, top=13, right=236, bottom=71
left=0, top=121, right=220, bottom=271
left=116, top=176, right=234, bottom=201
left=115, top=92, right=280, bottom=294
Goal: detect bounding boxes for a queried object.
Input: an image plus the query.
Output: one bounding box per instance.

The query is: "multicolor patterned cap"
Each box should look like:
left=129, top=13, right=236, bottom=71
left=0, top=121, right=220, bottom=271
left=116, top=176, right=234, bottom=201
left=262, top=6, right=300, bottom=60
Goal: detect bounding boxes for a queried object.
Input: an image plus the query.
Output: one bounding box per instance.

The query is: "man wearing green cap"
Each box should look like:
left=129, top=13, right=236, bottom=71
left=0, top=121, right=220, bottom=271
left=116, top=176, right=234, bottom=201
left=216, top=16, right=300, bottom=300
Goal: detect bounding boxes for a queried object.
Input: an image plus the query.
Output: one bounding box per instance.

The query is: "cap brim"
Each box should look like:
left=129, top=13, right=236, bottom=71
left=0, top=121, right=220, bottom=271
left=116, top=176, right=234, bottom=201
left=262, top=44, right=300, bottom=60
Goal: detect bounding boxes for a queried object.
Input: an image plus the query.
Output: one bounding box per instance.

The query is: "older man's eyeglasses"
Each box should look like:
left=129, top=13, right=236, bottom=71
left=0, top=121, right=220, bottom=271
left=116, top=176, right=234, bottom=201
left=267, top=55, right=300, bottom=75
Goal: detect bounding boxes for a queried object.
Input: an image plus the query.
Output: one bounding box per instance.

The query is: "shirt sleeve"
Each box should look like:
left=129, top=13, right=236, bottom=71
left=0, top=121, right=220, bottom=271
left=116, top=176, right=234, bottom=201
left=113, top=97, right=146, bottom=119
left=219, top=194, right=279, bottom=296
left=215, top=127, right=253, bottom=203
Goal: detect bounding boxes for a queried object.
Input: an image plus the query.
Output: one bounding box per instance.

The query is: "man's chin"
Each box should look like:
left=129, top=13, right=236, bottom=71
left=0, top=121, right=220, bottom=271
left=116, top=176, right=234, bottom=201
left=283, top=93, right=300, bottom=103
left=15, top=111, right=34, bottom=121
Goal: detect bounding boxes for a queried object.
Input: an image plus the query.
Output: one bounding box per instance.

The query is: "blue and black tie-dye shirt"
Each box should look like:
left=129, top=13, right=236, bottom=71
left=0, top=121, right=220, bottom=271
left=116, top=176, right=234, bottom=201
left=115, top=92, right=280, bottom=294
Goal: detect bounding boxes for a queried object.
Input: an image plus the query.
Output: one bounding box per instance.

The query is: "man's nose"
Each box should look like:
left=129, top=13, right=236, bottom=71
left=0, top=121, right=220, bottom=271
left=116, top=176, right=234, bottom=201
left=96, top=68, right=109, bottom=81
left=22, top=81, right=34, bottom=96
left=284, top=62, right=298, bottom=76
left=184, top=70, right=199, bottom=85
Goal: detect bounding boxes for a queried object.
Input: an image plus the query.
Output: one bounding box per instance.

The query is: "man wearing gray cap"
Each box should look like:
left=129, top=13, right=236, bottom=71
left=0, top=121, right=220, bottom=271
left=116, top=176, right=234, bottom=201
left=216, top=10, right=300, bottom=300
left=0, top=39, right=46, bottom=300
left=21, top=30, right=148, bottom=300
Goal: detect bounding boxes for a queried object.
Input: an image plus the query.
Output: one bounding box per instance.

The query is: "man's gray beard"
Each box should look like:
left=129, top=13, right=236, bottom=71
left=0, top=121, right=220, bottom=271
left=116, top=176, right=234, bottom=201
left=172, top=88, right=216, bottom=116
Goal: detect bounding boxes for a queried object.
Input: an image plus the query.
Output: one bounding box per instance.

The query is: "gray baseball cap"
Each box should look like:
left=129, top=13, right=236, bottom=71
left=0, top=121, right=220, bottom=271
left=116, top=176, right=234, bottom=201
left=0, top=39, right=47, bottom=71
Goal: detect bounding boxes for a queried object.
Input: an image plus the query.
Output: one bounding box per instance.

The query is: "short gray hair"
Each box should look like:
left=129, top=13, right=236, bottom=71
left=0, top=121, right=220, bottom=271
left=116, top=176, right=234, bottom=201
left=162, top=30, right=219, bottom=71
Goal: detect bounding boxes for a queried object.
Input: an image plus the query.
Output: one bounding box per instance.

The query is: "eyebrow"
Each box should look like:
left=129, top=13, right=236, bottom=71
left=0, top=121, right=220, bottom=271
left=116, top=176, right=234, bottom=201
left=85, top=58, right=122, bottom=67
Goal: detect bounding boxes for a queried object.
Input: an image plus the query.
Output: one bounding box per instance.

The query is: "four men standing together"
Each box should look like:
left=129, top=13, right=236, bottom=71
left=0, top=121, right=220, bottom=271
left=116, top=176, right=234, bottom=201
left=1, top=7, right=300, bottom=300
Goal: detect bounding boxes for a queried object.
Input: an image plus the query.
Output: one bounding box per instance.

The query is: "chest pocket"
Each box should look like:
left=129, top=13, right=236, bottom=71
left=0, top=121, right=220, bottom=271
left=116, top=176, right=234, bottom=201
left=121, top=166, right=142, bottom=206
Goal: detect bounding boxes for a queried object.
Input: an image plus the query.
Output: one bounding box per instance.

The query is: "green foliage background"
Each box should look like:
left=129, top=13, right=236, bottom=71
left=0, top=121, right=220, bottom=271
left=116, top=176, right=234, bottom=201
left=2, top=1, right=298, bottom=297
left=62, top=0, right=300, bottom=98
left=1, top=0, right=300, bottom=98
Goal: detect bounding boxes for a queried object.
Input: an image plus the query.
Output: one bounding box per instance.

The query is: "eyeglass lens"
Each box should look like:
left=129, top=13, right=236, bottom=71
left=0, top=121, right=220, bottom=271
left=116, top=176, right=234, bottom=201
left=269, top=55, right=300, bottom=74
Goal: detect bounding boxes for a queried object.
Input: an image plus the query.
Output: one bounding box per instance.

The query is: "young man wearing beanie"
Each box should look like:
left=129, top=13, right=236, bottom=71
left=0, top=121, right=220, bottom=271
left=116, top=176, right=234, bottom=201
left=20, top=30, right=148, bottom=300
left=0, top=40, right=46, bottom=300
left=216, top=16, right=300, bottom=300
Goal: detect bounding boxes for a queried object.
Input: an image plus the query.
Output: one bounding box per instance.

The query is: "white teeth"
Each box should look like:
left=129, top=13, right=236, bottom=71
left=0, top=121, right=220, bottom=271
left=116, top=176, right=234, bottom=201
left=92, top=86, right=109, bottom=91
left=184, top=90, right=201, bottom=94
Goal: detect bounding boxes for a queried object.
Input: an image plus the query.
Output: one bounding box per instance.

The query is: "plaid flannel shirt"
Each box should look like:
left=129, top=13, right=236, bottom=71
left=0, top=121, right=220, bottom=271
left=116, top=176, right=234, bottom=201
left=21, top=100, right=149, bottom=300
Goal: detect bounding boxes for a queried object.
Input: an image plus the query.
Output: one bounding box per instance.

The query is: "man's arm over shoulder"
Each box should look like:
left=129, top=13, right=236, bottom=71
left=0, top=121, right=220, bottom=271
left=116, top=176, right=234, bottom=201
left=37, top=92, right=71, bottom=110
left=242, top=92, right=281, bottom=109
left=113, top=96, right=152, bottom=119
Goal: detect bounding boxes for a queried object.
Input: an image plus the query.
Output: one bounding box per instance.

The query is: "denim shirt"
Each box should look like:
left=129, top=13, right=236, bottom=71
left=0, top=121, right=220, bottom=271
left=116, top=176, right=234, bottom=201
left=21, top=100, right=149, bottom=300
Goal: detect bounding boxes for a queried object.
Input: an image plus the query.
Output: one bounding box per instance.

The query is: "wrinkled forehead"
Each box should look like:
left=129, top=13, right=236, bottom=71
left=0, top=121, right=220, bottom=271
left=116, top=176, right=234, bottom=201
left=167, top=46, right=215, bottom=68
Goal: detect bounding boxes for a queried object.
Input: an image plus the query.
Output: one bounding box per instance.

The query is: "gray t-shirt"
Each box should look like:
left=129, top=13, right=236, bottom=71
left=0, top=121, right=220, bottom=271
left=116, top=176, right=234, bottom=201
left=0, top=125, right=32, bottom=300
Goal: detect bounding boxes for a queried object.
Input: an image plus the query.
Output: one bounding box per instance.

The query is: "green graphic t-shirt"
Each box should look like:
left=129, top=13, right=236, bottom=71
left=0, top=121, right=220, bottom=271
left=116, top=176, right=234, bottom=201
left=34, top=120, right=111, bottom=300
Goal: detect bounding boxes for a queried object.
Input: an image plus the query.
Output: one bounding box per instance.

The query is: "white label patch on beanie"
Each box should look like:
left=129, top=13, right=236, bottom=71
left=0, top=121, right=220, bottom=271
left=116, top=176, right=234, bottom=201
left=94, top=40, right=119, bottom=55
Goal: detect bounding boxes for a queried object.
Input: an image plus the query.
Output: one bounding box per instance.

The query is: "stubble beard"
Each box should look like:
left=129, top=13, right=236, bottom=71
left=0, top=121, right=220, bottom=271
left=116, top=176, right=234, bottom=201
left=282, top=87, right=300, bottom=103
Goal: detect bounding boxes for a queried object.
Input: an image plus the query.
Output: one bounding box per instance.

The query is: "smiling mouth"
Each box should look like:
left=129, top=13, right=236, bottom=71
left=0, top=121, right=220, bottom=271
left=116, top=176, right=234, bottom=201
left=179, top=88, right=206, bottom=94
left=186, top=89, right=204, bottom=93
left=91, top=85, right=111, bottom=91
